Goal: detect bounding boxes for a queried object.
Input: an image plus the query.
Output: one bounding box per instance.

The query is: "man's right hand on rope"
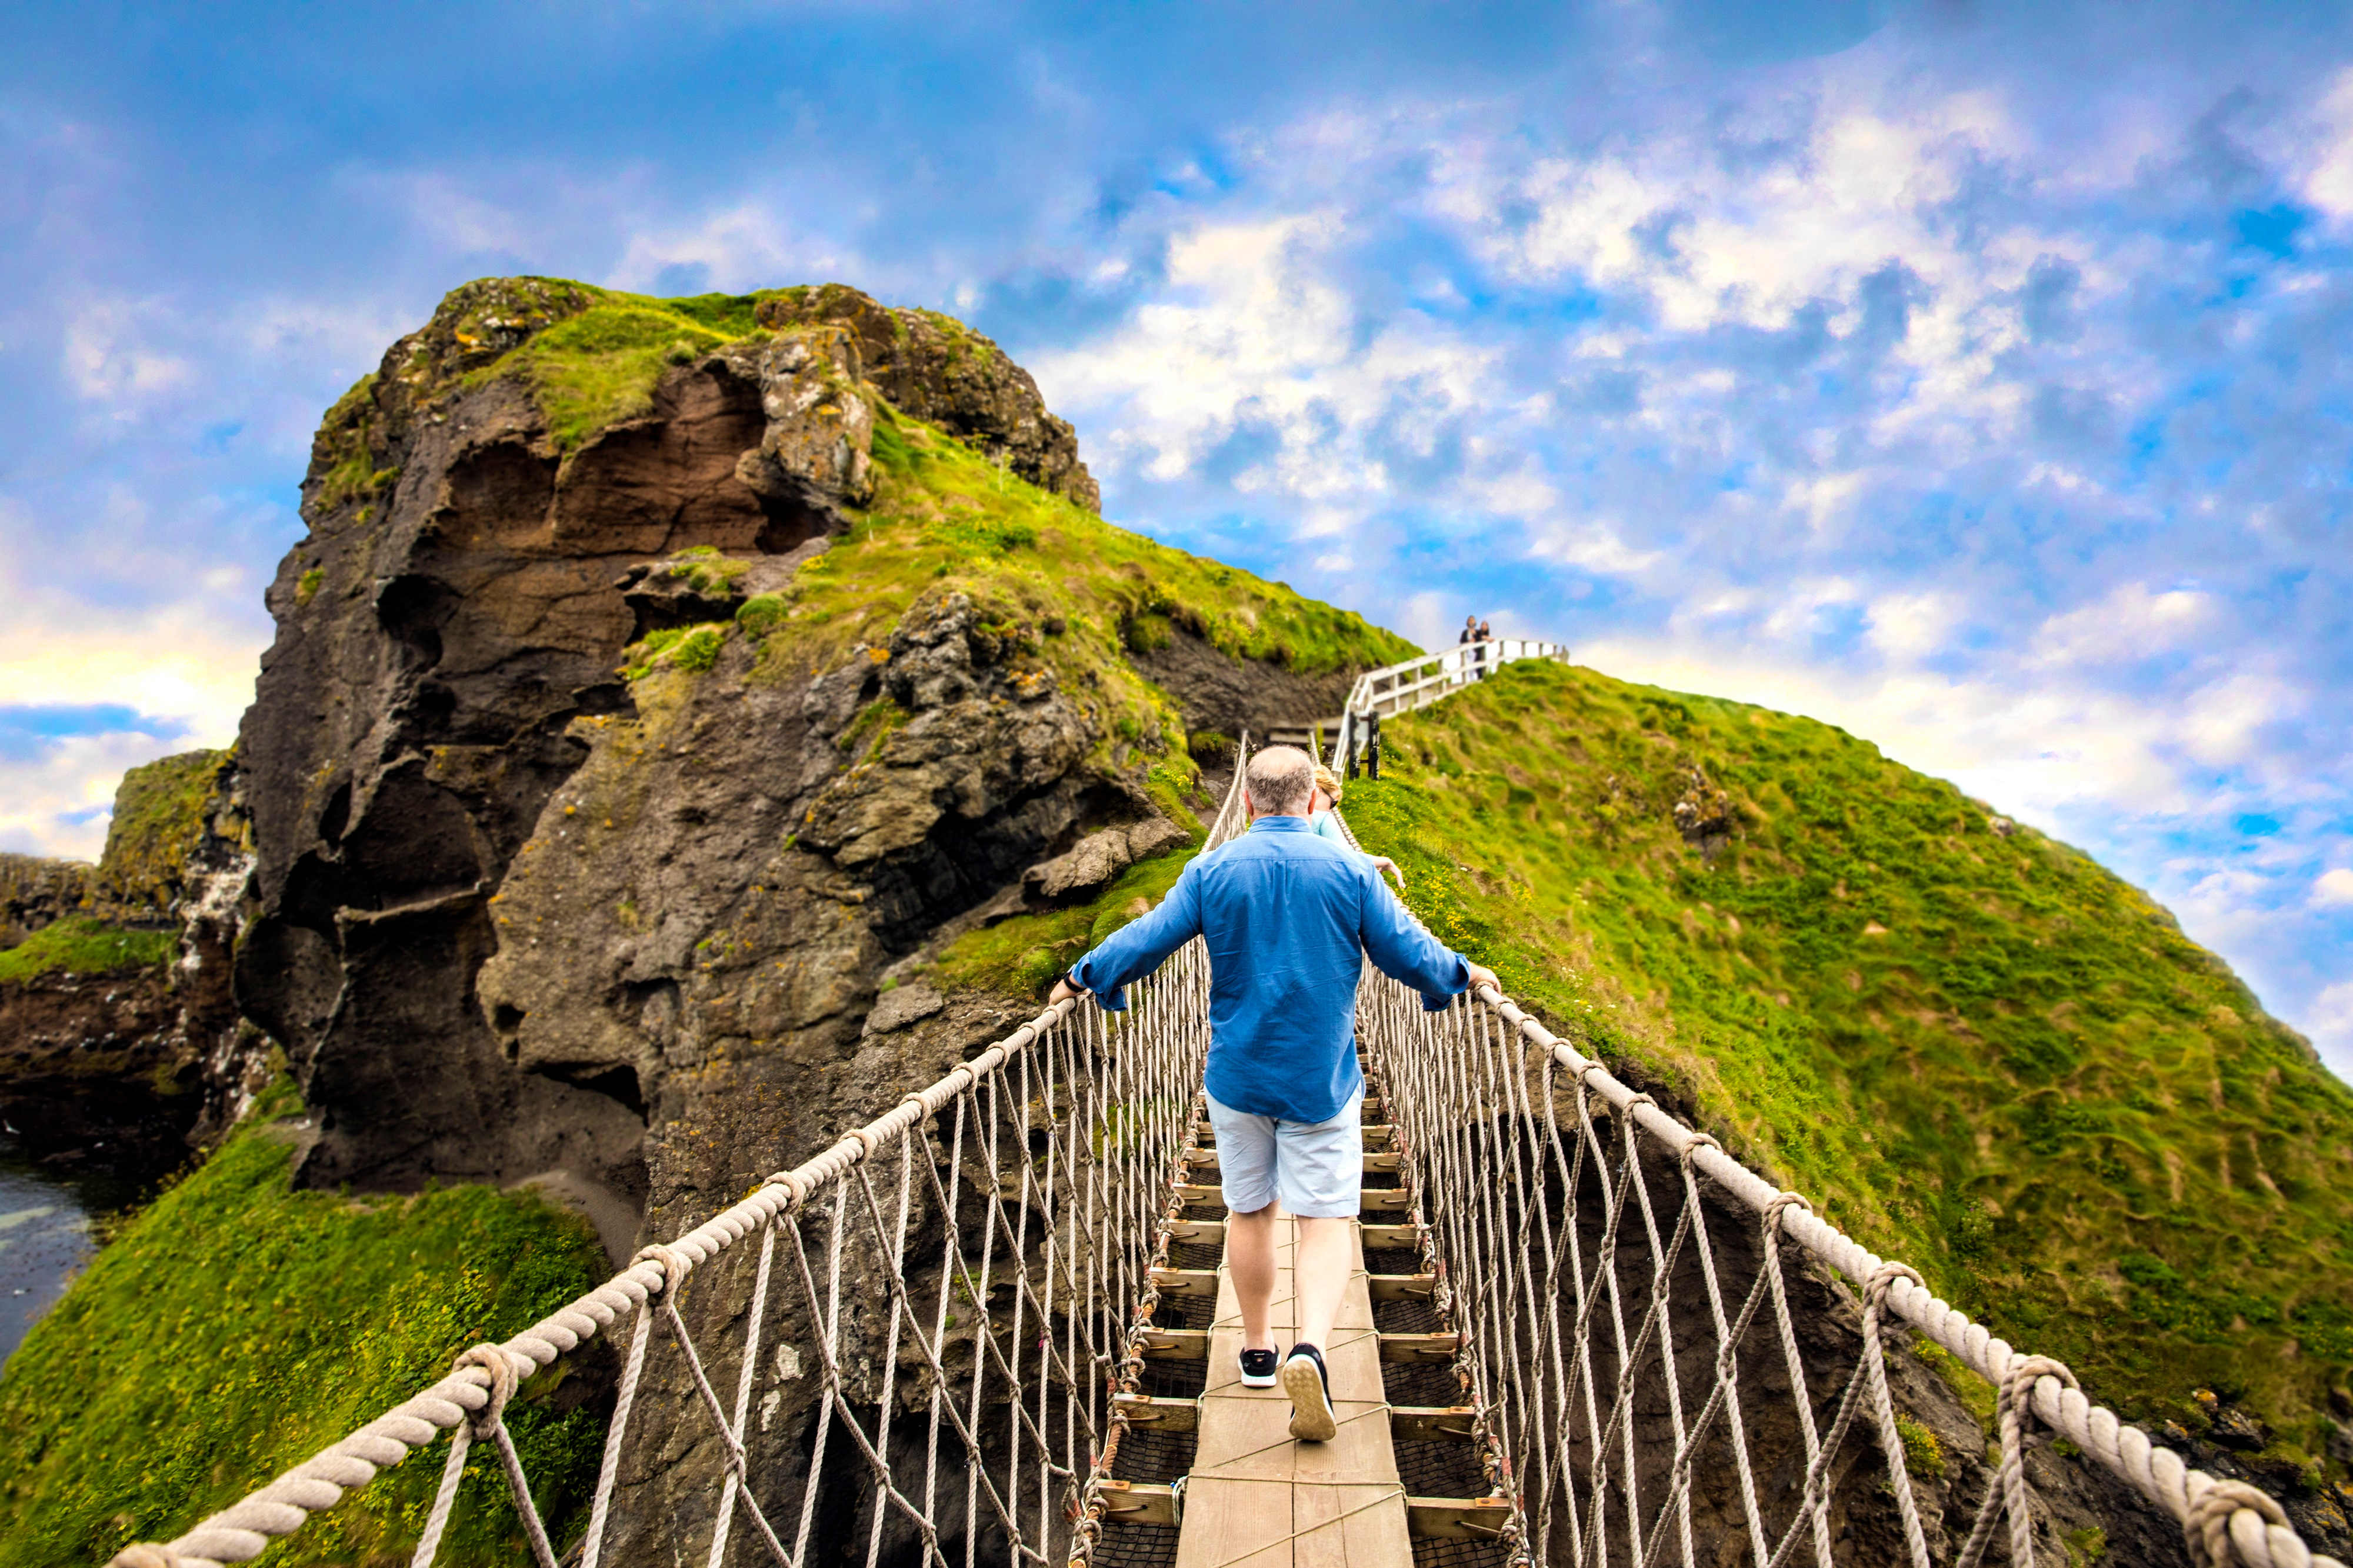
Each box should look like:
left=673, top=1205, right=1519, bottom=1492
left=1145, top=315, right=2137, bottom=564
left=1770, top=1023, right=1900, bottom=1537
left=1048, top=972, right=1090, bottom=1006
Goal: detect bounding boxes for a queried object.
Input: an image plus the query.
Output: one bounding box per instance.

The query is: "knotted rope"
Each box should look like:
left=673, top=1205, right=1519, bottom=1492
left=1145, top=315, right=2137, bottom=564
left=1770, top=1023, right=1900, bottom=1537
left=409, top=1344, right=557, bottom=1568
left=1953, top=1353, right=2079, bottom=1568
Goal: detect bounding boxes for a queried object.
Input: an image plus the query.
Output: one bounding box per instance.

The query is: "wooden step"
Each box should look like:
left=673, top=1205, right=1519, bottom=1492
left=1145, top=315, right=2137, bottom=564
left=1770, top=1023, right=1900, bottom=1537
left=1390, top=1405, right=1479, bottom=1442
left=1378, top=1331, right=1459, bottom=1362
left=1113, top=1392, right=1198, bottom=1432
left=1192, top=1123, right=1397, bottom=1149
left=1367, top=1273, right=1437, bottom=1302
left=1166, top=1218, right=1417, bottom=1249
left=1179, top=1149, right=1400, bottom=1176
left=1097, top=1479, right=1180, bottom=1527
left=1115, top=1393, right=1478, bottom=1440
left=1174, top=1183, right=1418, bottom=1215
left=1156, top=1253, right=1421, bottom=1293
left=1407, top=1496, right=1513, bottom=1540
left=1129, top=1329, right=1457, bottom=1366
left=1135, top=1328, right=1208, bottom=1360
left=1149, top=1267, right=1218, bottom=1297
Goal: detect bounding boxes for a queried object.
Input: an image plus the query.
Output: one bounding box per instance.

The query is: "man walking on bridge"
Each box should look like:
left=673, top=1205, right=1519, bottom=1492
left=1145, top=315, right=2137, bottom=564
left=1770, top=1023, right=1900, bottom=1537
left=1051, top=745, right=1495, bottom=1441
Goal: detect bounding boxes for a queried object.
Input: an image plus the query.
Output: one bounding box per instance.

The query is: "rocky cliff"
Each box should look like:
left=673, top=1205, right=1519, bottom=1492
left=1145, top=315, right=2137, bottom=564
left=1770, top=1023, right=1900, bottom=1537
left=230, top=276, right=1404, bottom=1263
left=0, top=749, right=254, bottom=1169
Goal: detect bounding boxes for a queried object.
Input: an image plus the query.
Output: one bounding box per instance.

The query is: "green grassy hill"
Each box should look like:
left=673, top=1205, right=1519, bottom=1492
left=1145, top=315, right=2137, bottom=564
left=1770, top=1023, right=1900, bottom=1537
left=0, top=1085, right=608, bottom=1567
left=1340, top=658, right=2353, bottom=1482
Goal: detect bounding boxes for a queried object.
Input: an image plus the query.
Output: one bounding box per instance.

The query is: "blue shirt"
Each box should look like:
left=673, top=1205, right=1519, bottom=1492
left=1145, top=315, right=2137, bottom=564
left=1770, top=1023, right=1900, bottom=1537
left=1069, top=816, right=1471, bottom=1123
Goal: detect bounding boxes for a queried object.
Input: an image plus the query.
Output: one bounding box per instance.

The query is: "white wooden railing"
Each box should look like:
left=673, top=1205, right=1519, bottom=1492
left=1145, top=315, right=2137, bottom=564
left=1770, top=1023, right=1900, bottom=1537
left=1327, top=638, right=1571, bottom=776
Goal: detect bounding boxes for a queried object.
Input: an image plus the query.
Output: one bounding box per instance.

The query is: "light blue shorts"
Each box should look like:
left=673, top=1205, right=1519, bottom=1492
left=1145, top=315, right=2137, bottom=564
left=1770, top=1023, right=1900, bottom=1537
left=1205, top=1087, right=1364, bottom=1219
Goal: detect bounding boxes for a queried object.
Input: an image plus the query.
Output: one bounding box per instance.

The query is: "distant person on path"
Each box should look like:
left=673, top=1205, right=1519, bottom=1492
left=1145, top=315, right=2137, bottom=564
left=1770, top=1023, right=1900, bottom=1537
left=1477, top=617, right=1494, bottom=679
left=1308, top=764, right=1404, bottom=889
left=1050, top=746, right=1495, bottom=1442
left=1458, top=615, right=1479, bottom=683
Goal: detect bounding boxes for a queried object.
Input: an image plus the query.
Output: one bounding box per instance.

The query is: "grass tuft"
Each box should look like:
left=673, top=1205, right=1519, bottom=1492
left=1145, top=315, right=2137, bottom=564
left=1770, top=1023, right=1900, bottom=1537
left=98, top=750, right=228, bottom=910
left=0, top=919, right=177, bottom=983
left=936, top=847, right=1198, bottom=997
left=621, top=623, right=729, bottom=681
left=736, top=593, right=790, bottom=640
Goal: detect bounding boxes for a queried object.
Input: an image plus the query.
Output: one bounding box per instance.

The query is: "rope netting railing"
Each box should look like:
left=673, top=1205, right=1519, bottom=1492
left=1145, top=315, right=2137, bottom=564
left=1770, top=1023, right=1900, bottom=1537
left=1317, top=795, right=2344, bottom=1568
left=109, top=764, right=1255, bottom=1568
left=1341, top=862, right=2346, bottom=1566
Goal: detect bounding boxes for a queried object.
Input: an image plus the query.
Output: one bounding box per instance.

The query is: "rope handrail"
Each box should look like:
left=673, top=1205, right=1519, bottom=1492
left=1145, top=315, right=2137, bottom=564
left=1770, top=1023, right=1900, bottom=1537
left=1461, top=980, right=2348, bottom=1568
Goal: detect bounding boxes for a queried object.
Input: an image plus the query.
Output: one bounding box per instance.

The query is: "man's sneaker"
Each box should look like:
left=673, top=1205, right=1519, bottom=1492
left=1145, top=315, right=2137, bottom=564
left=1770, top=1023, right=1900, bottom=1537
left=1281, top=1344, right=1335, bottom=1442
left=1238, top=1347, right=1279, bottom=1388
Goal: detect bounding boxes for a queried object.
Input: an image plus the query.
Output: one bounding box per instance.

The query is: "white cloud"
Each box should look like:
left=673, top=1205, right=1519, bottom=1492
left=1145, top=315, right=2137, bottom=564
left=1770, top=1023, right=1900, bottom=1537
left=0, top=506, right=259, bottom=857
left=1525, top=515, right=1661, bottom=577
left=62, top=298, right=194, bottom=405
left=2029, top=583, right=2216, bottom=668
left=1036, top=210, right=1502, bottom=507
left=2299, top=68, right=2353, bottom=219
left=1865, top=590, right=1964, bottom=661
left=2304, top=982, right=2353, bottom=1082
left=2177, top=670, right=2303, bottom=769
left=608, top=201, right=854, bottom=295
left=1571, top=626, right=2207, bottom=829
left=2313, top=868, right=2353, bottom=908
left=0, top=729, right=195, bottom=862
left=356, top=169, right=533, bottom=256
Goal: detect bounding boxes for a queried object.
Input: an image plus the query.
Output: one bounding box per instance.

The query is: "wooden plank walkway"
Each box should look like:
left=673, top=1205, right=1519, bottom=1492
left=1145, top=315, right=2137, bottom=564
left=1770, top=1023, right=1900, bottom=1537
left=1172, top=1212, right=1411, bottom=1568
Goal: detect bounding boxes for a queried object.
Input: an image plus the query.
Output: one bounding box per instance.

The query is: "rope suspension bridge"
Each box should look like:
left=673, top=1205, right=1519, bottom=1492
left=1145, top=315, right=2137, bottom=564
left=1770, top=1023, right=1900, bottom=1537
left=112, top=640, right=2342, bottom=1568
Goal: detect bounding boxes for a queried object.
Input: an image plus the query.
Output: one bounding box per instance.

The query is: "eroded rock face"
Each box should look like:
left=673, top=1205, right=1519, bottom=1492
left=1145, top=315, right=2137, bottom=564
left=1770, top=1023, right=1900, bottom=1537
left=0, top=753, right=258, bottom=1169
left=472, top=588, right=1138, bottom=1244
left=756, top=284, right=1099, bottom=511
left=1022, top=818, right=1192, bottom=900
left=1125, top=622, right=1360, bottom=741
left=235, top=305, right=888, bottom=1214
left=0, top=856, right=95, bottom=949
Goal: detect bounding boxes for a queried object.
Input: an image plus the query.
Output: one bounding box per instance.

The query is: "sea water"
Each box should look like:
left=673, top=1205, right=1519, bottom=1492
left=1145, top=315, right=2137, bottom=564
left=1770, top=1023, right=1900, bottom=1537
left=0, top=1134, right=144, bottom=1366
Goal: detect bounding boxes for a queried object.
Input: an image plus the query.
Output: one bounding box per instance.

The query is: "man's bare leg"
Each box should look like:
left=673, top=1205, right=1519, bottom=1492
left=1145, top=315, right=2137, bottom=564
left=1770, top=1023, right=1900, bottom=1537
left=1279, top=1216, right=1352, bottom=1441
left=1291, top=1216, right=1352, bottom=1352
left=1228, top=1203, right=1280, bottom=1351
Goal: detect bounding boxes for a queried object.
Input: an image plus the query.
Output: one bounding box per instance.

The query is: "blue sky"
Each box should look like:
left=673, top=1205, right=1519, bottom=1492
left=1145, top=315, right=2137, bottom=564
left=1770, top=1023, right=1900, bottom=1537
left=4, top=1, right=2351, bottom=1074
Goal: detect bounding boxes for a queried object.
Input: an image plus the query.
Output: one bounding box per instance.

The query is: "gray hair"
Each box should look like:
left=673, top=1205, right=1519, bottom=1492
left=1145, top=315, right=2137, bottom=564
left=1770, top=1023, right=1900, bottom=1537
left=1245, top=745, right=1315, bottom=816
